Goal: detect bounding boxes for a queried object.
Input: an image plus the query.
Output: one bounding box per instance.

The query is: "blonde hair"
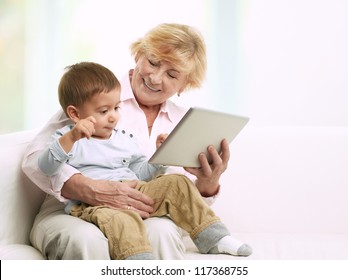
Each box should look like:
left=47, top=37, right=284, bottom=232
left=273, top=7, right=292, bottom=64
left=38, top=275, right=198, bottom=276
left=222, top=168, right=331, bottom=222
left=130, top=23, right=207, bottom=91
left=58, top=62, right=121, bottom=115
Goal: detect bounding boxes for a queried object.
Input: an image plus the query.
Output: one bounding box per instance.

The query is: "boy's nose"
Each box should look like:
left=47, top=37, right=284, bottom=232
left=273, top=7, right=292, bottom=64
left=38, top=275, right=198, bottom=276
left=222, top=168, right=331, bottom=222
left=109, top=112, right=117, bottom=122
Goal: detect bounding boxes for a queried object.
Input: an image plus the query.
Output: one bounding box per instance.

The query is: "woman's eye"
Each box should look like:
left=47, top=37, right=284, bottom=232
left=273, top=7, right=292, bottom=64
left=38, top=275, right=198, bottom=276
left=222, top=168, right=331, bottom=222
left=148, top=59, right=157, bottom=66
left=168, top=72, right=179, bottom=79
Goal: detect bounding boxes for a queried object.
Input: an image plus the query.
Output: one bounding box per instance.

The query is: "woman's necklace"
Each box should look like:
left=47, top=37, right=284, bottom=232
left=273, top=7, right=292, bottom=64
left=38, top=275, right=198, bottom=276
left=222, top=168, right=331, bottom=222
left=146, top=110, right=158, bottom=134
left=139, top=103, right=160, bottom=134
left=147, top=117, right=155, bottom=134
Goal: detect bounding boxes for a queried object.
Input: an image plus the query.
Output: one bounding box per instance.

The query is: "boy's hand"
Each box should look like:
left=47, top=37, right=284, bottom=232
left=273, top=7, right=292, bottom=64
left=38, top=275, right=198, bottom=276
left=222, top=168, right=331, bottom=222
left=59, top=116, right=96, bottom=154
left=156, top=133, right=168, bottom=149
left=71, top=116, right=96, bottom=141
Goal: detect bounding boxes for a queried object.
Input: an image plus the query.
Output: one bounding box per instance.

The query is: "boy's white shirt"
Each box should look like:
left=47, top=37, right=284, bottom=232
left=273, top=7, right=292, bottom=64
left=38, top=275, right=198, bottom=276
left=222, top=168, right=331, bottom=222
left=38, top=126, right=166, bottom=182
left=22, top=72, right=218, bottom=205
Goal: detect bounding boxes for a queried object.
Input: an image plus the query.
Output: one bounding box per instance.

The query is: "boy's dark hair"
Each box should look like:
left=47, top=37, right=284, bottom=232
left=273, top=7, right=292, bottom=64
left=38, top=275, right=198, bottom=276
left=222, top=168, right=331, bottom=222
left=58, top=62, right=120, bottom=115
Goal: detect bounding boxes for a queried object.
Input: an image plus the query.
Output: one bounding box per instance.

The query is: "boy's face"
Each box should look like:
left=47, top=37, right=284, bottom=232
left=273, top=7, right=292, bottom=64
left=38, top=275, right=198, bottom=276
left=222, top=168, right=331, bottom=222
left=77, top=88, right=121, bottom=139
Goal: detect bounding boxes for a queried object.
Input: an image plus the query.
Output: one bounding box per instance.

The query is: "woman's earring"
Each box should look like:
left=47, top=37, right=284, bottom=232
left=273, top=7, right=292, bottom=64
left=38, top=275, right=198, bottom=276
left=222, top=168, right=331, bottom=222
left=177, top=93, right=181, bottom=97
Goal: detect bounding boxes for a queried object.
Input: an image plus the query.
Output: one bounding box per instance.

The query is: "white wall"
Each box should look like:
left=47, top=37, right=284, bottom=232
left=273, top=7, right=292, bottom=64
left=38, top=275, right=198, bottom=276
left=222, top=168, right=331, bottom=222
left=5, top=0, right=348, bottom=131
left=174, top=0, right=348, bottom=127
left=240, top=0, right=348, bottom=126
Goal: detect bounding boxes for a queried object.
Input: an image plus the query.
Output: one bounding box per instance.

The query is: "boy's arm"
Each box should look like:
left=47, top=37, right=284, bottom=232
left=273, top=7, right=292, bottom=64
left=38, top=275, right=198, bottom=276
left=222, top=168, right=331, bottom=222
left=131, top=155, right=167, bottom=181
left=38, top=117, right=96, bottom=176
left=38, top=138, right=73, bottom=176
left=127, top=133, right=168, bottom=181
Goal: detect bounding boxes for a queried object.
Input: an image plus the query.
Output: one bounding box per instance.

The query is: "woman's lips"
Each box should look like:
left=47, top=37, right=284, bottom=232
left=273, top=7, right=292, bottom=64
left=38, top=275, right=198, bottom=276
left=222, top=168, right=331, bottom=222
left=144, top=80, right=161, bottom=92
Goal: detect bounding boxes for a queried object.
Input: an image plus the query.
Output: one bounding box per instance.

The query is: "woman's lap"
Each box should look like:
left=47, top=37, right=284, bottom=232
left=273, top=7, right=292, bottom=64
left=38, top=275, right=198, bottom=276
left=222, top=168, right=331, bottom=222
left=30, top=195, right=186, bottom=259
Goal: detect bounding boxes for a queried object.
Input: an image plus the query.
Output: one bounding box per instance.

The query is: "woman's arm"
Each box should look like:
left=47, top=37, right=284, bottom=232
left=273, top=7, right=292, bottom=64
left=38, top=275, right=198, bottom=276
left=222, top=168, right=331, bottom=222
left=61, top=174, right=154, bottom=218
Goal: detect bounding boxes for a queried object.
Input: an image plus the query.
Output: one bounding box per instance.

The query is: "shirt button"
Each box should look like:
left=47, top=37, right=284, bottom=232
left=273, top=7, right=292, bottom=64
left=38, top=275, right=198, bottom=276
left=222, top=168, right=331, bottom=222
left=122, top=130, right=125, bottom=134
left=129, top=134, right=133, bottom=138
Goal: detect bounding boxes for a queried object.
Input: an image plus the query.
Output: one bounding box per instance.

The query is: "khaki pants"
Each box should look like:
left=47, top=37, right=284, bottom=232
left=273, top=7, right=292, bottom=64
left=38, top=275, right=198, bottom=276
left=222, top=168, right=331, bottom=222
left=70, top=174, right=221, bottom=259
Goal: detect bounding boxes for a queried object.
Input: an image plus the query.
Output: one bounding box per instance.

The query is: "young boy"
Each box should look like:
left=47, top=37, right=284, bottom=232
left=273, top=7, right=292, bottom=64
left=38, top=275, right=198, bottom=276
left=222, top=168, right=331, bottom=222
left=38, top=62, right=252, bottom=260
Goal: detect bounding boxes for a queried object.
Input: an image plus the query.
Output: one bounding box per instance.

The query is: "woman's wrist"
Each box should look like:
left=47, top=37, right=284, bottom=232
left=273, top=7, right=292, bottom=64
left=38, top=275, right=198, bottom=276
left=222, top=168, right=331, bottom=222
left=195, top=179, right=220, bottom=197
left=61, top=173, right=94, bottom=202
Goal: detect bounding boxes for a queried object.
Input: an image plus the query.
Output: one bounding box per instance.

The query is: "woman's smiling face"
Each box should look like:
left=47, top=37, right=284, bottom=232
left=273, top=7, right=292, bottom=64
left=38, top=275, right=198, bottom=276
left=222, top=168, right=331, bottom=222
left=130, top=54, right=188, bottom=107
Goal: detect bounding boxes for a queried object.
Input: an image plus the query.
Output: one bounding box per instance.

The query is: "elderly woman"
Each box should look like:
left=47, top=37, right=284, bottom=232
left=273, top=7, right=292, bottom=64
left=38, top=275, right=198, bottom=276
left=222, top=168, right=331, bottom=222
left=22, top=23, right=235, bottom=260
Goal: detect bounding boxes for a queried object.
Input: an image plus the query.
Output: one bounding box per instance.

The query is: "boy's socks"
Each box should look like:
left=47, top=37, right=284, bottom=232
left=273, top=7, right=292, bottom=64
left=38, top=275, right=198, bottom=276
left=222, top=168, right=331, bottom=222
left=208, top=236, right=253, bottom=257
left=126, top=253, right=155, bottom=260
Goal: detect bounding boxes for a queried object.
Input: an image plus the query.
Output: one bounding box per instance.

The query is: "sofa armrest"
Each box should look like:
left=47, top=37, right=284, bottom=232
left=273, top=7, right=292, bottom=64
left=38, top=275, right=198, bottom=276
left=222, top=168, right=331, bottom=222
left=0, top=129, right=45, bottom=246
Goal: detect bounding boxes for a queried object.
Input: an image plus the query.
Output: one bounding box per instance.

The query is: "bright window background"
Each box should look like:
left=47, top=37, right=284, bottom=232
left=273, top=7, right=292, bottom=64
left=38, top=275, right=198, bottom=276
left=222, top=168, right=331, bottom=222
left=1, top=0, right=348, bottom=134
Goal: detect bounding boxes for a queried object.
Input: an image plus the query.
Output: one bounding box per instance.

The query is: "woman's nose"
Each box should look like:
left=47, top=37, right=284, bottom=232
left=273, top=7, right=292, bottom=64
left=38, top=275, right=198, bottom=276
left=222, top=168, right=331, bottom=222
left=149, top=69, right=163, bottom=84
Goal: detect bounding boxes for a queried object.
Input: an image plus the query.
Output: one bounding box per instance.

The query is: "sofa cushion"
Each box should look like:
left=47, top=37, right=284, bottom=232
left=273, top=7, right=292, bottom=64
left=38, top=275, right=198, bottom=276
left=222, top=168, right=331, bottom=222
left=183, top=233, right=348, bottom=260
left=212, top=126, right=348, bottom=235
left=0, top=244, right=45, bottom=260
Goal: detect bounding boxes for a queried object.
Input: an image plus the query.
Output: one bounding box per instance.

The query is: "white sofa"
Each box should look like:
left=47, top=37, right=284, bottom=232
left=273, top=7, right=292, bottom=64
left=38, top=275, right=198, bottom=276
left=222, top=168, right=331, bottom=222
left=1, top=126, right=348, bottom=260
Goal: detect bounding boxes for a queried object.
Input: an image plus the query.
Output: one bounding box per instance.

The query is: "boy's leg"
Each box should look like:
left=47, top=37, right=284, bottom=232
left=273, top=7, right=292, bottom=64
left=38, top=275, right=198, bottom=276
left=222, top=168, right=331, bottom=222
left=137, top=174, right=230, bottom=253
left=70, top=203, right=154, bottom=260
left=138, top=174, right=252, bottom=256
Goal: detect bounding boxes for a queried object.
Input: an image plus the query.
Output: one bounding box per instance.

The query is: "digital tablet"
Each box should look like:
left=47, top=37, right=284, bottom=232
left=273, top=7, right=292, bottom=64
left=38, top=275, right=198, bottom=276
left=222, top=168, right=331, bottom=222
left=148, top=107, right=249, bottom=167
